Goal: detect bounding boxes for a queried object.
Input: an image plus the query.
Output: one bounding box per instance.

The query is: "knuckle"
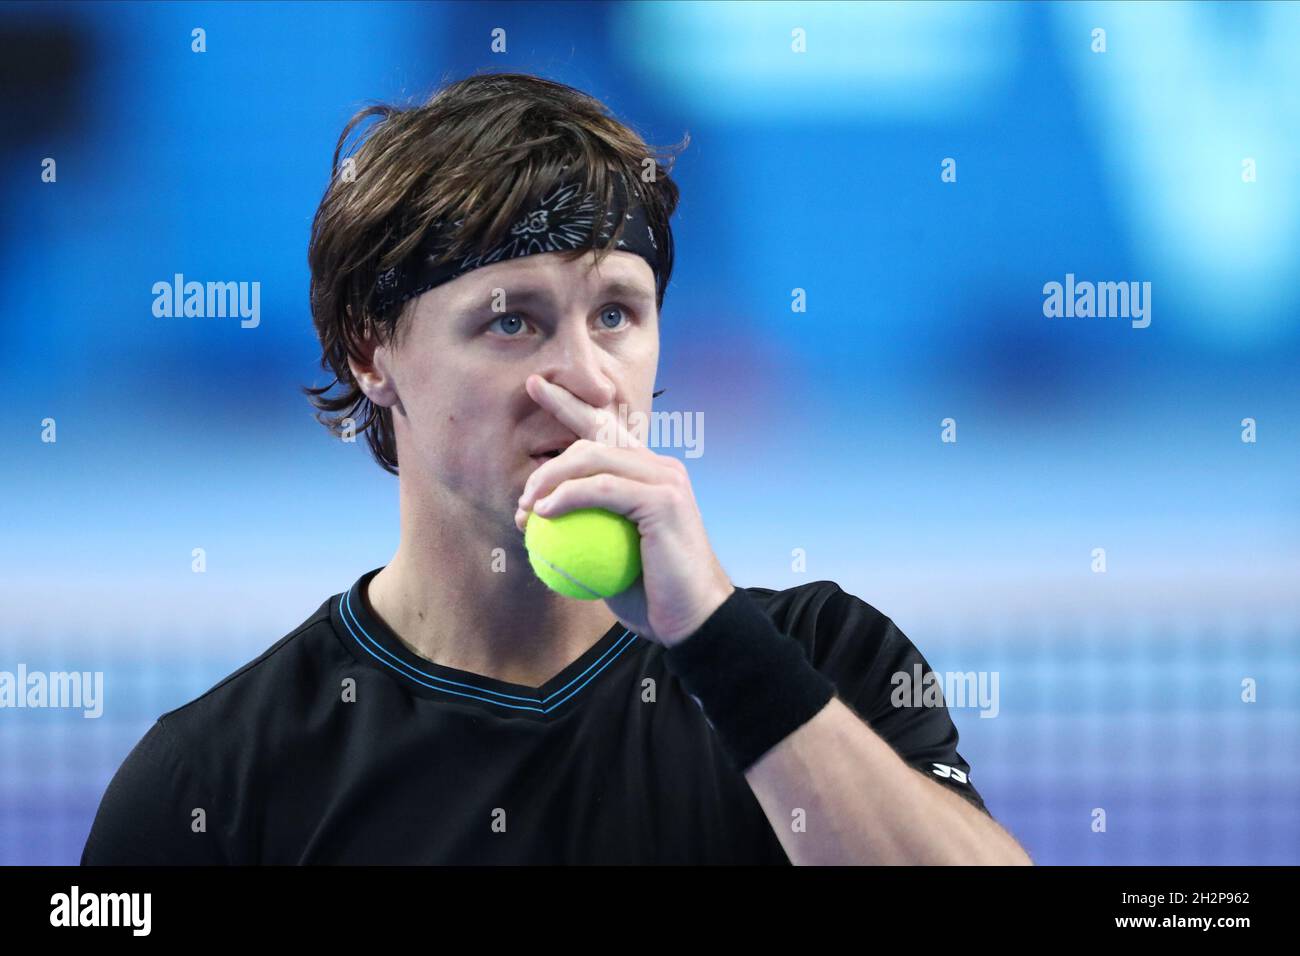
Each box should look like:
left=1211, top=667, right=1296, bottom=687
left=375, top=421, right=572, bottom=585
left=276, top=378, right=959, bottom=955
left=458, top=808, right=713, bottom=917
left=660, top=483, right=686, bottom=508
left=661, top=457, right=689, bottom=487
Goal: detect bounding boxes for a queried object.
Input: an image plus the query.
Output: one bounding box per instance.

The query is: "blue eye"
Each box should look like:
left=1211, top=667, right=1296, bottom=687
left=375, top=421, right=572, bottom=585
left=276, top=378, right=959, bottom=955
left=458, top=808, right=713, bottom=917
left=486, top=306, right=631, bottom=337
left=488, top=313, right=528, bottom=336
left=599, top=305, right=629, bottom=329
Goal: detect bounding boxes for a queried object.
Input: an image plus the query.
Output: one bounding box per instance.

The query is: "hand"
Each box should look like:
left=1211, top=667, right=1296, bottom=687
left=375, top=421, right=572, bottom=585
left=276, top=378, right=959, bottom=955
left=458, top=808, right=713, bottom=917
left=515, top=374, right=734, bottom=647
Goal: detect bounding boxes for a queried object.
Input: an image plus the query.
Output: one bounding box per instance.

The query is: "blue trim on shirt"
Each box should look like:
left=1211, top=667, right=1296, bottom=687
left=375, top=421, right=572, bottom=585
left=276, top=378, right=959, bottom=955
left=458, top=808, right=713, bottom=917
left=337, top=584, right=639, bottom=714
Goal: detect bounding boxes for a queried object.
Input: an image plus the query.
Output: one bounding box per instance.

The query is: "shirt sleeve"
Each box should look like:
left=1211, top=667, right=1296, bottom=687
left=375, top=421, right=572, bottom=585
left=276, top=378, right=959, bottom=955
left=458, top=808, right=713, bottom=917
left=808, top=585, right=993, bottom=817
left=81, top=718, right=228, bottom=865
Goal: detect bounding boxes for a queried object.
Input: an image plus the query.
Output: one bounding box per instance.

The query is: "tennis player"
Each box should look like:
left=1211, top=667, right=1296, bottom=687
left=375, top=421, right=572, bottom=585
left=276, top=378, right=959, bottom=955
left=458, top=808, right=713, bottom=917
left=82, top=72, right=1031, bottom=865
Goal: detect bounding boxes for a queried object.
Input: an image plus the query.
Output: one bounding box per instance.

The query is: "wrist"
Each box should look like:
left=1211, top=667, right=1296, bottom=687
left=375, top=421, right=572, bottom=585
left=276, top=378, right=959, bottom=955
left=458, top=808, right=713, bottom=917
left=661, top=587, right=836, bottom=773
left=659, top=580, right=736, bottom=649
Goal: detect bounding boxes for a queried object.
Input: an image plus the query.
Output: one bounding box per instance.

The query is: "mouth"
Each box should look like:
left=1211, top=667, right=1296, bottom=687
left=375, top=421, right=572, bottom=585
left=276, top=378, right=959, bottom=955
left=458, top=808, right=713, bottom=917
left=528, top=450, right=563, bottom=468
left=528, top=438, right=576, bottom=464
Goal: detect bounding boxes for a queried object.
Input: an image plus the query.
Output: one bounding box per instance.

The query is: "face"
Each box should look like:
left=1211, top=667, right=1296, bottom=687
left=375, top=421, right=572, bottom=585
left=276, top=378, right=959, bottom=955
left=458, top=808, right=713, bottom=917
left=352, top=249, right=660, bottom=527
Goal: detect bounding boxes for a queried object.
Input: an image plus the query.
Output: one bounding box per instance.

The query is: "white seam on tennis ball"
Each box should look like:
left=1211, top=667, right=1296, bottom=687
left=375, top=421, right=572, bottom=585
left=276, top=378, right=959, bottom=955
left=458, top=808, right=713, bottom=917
left=537, top=557, right=605, bottom=599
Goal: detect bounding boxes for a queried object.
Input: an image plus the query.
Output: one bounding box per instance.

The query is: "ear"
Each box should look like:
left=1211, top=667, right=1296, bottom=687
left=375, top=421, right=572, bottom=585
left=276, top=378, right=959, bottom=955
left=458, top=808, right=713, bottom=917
left=347, top=315, right=401, bottom=408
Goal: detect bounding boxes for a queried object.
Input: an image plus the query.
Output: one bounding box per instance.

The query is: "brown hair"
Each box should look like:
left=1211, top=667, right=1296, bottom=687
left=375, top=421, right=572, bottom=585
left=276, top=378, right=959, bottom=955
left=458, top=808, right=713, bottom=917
left=302, top=71, right=689, bottom=476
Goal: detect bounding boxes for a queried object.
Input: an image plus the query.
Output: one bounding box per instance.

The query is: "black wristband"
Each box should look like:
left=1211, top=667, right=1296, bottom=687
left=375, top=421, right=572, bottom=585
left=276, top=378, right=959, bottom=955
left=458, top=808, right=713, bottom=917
left=661, top=586, right=837, bottom=773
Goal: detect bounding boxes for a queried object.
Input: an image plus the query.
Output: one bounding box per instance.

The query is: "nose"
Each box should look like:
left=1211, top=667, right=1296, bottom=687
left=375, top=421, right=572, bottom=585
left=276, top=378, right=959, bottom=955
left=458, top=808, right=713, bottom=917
left=533, top=323, right=617, bottom=409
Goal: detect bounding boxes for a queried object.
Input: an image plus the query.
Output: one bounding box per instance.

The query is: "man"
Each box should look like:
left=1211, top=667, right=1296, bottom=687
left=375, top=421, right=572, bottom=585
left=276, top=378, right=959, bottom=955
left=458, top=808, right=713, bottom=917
left=82, top=72, right=1031, bottom=865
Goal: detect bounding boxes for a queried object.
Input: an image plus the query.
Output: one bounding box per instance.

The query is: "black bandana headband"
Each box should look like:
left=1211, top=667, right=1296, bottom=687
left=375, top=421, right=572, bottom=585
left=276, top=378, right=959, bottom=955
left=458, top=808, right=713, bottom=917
left=373, top=173, right=664, bottom=319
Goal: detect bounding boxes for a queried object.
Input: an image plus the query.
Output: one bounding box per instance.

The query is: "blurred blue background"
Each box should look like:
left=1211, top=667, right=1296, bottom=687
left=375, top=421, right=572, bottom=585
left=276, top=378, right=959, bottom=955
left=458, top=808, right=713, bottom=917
left=2, top=0, right=1297, bottom=865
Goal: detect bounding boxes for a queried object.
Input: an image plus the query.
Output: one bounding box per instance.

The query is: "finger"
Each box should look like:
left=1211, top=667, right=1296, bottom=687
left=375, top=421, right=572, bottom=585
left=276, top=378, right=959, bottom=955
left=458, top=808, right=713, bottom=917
left=519, top=440, right=671, bottom=511
left=530, top=472, right=674, bottom=523
left=525, top=375, right=646, bottom=451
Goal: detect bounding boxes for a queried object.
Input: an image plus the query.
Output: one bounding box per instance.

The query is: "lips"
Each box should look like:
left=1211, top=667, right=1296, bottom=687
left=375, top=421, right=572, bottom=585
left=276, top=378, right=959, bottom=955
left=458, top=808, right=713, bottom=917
left=528, top=438, right=577, bottom=458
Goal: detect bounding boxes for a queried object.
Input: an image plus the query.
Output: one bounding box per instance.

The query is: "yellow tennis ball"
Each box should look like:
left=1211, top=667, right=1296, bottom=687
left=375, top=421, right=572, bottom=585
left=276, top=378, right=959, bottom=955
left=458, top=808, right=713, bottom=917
left=524, top=507, right=642, bottom=600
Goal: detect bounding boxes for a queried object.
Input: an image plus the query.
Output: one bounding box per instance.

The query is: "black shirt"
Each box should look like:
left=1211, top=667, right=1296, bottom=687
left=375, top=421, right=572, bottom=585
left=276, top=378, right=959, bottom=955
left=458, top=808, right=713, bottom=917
left=81, top=569, right=991, bottom=865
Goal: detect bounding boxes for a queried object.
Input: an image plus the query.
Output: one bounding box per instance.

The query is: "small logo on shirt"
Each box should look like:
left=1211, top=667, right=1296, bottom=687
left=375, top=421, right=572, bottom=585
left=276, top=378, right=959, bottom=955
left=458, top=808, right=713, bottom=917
left=931, top=763, right=968, bottom=784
